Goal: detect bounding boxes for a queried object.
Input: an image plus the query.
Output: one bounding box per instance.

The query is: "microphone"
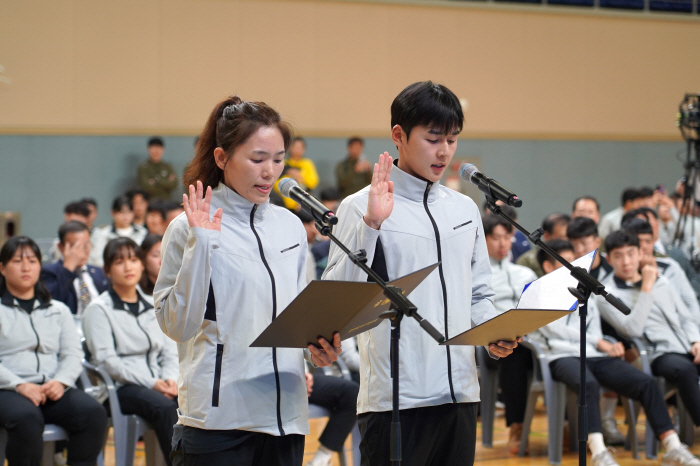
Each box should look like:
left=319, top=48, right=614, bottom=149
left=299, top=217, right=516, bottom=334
left=459, top=163, right=523, bottom=208
left=278, top=178, right=338, bottom=225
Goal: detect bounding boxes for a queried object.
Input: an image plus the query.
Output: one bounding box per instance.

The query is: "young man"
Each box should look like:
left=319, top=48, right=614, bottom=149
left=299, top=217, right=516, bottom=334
left=125, top=189, right=150, bottom=229
left=41, top=221, right=109, bottom=315
left=323, top=81, right=517, bottom=465
left=598, top=188, right=640, bottom=240
left=621, top=217, right=700, bottom=325
left=137, top=136, right=178, bottom=201
left=515, top=213, right=570, bottom=278
left=334, top=136, right=372, bottom=198
left=532, top=239, right=699, bottom=466
left=572, top=196, right=601, bottom=224
left=597, top=231, right=700, bottom=454
left=483, top=214, right=536, bottom=454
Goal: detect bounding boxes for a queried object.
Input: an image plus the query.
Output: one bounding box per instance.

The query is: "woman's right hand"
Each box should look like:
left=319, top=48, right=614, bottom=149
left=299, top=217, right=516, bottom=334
left=183, top=181, right=223, bottom=231
left=17, top=383, right=46, bottom=406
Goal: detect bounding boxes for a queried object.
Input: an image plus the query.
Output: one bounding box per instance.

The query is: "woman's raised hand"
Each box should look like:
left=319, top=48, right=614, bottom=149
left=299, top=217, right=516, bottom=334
left=363, top=152, right=394, bottom=230
left=183, top=181, right=223, bottom=231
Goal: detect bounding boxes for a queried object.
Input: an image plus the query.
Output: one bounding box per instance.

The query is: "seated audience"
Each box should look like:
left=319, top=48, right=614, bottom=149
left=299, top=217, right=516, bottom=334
left=138, top=234, right=162, bottom=296
left=275, top=137, right=320, bottom=211
left=41, top=221, right=109, bottom=316
left=598, top=188, right=640, bottom=240
left=126, top=189, right=150, bottom=229
left=597, top=231, right=700, bottom=438
left=572, top=195, right=601, bottom=224
left=622, top=217, right=700, bottom=325
left=516, top=213, right=570, bottom=277
left=483, top=202, right=530, bottom=262
left=482, top=214, right=536, bottom=454
left=145, top=200, right=168, bottom=235
left=163, top=201, right=185, bottom=226
left=89, top=196, right=147, bottom=267
left=82, top=237, right=178, bottom=465
left=533, top=239, right=700, bottom=466
left=49, top=201, right=92, bottom=262
left=0, top=236, right=107, bottom=466
left=310, top=189, right=342, bottom=279
left=80, top=198, right=99, bottom=231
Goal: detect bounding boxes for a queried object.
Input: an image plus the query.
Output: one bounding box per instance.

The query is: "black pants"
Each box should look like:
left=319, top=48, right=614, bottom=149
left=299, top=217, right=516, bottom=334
left=652, top=352, right=700, bottom=426
left=0, top=387, right=108, bottom=466
left=483, top=345, right=532, bottom=426
left=550, top=357, right=674, bottom=437
left=308, top=372, right=359, bottom=452
left=174, top=431, right=304, bottom=466
left=116, top=384, right=178, bottom=465
left=357, top=403, right=478, bottom=466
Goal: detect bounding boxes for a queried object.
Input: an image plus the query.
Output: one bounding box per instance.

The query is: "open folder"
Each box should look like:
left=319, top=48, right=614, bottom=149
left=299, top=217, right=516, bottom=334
left=250, top=263, right=439, bottom=348
left=442, top=250, right=597, bottom=347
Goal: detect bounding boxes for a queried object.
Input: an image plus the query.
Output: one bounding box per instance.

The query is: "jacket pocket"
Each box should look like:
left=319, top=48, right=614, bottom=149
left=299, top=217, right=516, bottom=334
left=211, top=344, right=224, bottom=407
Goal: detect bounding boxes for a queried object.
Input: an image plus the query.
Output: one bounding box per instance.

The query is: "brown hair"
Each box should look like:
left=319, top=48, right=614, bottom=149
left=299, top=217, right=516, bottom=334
left=183, top=96, right=293, bottom=189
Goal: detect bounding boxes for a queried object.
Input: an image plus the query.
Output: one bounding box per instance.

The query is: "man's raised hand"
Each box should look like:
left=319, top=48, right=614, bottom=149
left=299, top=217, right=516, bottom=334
left=363, top=152, right=394, bottom=230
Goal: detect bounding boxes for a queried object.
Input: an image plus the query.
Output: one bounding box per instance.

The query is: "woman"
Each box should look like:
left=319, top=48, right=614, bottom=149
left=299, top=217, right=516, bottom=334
left=154, top=96, right=341, bottom=466
left=139, top=234, right=163, bottom=296
left=89, top=196, right=148, bottom=266
left=82, top=237, right=179, bottom=465
left=0, top=236, right=107, bottom=466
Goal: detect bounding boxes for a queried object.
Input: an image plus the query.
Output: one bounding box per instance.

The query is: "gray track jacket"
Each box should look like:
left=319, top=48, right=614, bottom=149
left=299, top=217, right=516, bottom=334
left=154, top=184, right=310, bottom=435
left=0, top=291, right=83, bottom=390
left=82, top=289, right=178, bottom=389
left=322, top=163, right=496, bottom=414
left=596, top=275, right=700, bottom=361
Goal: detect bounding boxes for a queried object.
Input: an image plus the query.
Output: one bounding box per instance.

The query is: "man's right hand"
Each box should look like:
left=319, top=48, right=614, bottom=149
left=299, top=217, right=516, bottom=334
left=363, top=152, right=394, bottom=230
left=641, top=261, right=658, bottom=293
left=17, top=383, right=47, bottom=406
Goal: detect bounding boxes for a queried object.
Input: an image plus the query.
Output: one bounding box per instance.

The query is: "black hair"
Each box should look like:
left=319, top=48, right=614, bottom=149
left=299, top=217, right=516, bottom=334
left=481, top=201, right=517, bottom=220
left=291, top=137, right=306, bottom=146
left=542, top=213, right=571, bottom=235
left=0, top=236, right=51, bottom=303
left=537, top=239, right=575, bottom=269
left=80, top=197, right=98, bottom=209
left=482, top=214, right=513, bottom=236
left=391, top=81, right=464, bottom=140
left=103, top=237, right=141, bottom=274
left=146, top=200, right=167, bottom=221
left=163, top=201, right=183, bottom=214
left=125, top=189, right=150, bottom=202
left=58, top=221, right=90, bottom=244
left=638, top=186, right=654, bottom=198
left=148, top=136, right=164, bottom=147
left=605, top=229, right=640, bottom=253
left=64, top=201, right=91, bottom=218
left=138, top=234, right=163, bottom=296
left=621, top=217, right=654, bottom=237
left=621, top=188, right=640, bottom=206
left=320, top=188, right=341, bottom=202
left=293, top=209, right=315, bottom=224
left=347, top=136, right=364, bottom=147
left=572, top=195, right=600, bottom=214
left=111, top=196, right=133, bottom=212
left=634, top=207, right=659, bottom=220
left=567, top=217, right=598, bottom=240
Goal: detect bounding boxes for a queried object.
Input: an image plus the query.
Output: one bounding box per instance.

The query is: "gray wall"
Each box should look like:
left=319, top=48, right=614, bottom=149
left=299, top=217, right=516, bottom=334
left=0, top=135, right=688, bottom=240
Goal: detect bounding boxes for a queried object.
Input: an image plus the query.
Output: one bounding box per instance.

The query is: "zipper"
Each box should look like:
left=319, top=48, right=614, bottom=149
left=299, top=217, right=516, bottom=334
left=250, top=205, right=285, bottom=436
left=422, top=182, right=456, bottom=403
left=658, top=306, right=689, bottom=353
left=212, top=344, right=224, bottom=407
left=506, top=267, right=517, bottom=303
left=27, top=309, right=41, bottom=373
left=134, top=309, right=155, bottom=378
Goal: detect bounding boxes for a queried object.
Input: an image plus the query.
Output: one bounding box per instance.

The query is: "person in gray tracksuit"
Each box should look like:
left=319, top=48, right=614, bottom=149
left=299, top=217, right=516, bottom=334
left=154, top=97, right=340, bottom=466
left=597, top=230, right=700, bottom=433
left=323, top=81, right=518, bottom=466
left=82, top=237, right=179, bottom=465
left=0, top=236, right=107, bottom=466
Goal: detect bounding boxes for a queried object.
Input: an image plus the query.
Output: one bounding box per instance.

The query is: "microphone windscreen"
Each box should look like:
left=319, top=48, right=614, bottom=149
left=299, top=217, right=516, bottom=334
left=459, top=163, right=479, bottom=181
left=278, top=177, right=299, bottom=198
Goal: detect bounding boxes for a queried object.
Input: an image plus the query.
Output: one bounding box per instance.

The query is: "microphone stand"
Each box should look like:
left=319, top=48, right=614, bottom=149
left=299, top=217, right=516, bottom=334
left=486, top=197, right=630, bottom=466
left=314, top=220, right=445, bottom=466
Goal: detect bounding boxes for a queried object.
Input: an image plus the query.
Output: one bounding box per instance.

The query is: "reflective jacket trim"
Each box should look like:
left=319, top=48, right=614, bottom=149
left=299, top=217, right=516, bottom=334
left=422, top=182, right=456, bottom=404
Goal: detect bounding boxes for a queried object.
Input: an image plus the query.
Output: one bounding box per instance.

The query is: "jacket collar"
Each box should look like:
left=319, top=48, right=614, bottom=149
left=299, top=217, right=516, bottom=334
left=390, top=160, right=440, bottom=204
left=211, top=182, right=268, bottom=224
left=489, top=257, right=508, bottom=269
left=108, top=287, right=153, bottom=314
left=1, top=289, right=51, bottom=310
left=613, top=275, right=642, bottom=290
